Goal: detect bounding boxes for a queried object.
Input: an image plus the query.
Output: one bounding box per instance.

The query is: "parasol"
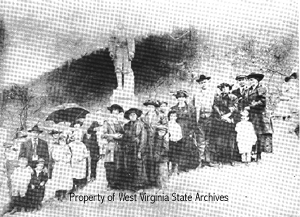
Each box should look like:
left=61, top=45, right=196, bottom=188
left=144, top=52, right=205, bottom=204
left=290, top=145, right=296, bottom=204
left=46, top=107, right=90, bottom=124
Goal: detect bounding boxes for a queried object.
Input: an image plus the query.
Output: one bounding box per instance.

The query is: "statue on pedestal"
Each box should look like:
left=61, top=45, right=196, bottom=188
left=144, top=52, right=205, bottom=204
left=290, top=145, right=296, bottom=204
left=109, top=24, right=135, bottom=92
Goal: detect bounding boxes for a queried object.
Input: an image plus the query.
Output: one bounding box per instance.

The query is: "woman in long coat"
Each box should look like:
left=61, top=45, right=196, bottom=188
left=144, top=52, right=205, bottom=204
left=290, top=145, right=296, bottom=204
left=102, top=104, right=125, bottom=189
left=122, top=108, right=148, bottom=191
left=140, top=99, right=167, bottom=186
left=244, top=72, right=273, bottom=160
left=83, top=122, right=101, bottom=182
left=170, top=90, right=200, bottom=172
left=210, top=83, right=238, bottom=167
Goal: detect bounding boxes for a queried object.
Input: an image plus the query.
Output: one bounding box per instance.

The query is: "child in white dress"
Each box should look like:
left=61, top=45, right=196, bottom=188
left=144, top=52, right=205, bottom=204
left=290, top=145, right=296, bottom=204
left=235, top=110, right=257, bottom=165
left=10, top=157, right=33, bottom=213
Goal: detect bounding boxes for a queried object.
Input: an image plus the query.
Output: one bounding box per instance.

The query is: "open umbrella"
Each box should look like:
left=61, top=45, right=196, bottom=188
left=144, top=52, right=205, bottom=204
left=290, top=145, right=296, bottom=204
left=46, top=107, right=90, bottom=124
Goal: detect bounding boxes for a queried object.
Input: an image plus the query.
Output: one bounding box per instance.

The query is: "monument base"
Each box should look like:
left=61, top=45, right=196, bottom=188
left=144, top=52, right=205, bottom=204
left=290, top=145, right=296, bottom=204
left=110, top=72, right=140, bottom=110
left=110, top=88, right=140, bottom=111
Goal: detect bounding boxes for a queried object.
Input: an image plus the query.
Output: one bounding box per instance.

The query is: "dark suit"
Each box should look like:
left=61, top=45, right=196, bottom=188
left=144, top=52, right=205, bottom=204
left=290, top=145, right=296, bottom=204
left=19, top=138, right=49, bottom=168
left=210, top=93, right=238, bottom=163
left=232, top=87, right=247, bottom=113
left=25, top=170, right=48, bottom=209
left=244, top=84, right=273, bottom=155
left=171, top=103, right=200, bottom=171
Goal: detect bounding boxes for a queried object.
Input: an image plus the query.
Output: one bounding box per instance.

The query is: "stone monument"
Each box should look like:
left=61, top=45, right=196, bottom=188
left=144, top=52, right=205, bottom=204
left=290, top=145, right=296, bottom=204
left=108, top=23, right=139, bottom=109
left=109, top=23, right=135, bottom=94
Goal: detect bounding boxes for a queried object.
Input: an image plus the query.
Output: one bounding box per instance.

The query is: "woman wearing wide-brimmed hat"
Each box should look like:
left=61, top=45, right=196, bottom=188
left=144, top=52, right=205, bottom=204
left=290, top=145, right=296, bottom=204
left=101, top=104, right=125, bottom=189
left=170, top=90, right=200, bottom=172
left=244, top=72, right=274, bottom=161
left=122, top=108, right=148, bottom=191
left=210, top=83, right=238, bottom=167
left=140, top=99, right=167, bottom=186
left=274, top=72, right=298, bottom=120
left=82, top=121, right=102, bottom=183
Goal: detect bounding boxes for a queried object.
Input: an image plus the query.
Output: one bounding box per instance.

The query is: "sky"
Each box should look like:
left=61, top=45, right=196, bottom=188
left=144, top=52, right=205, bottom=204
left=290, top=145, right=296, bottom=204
left=0, top=0, right=298, bottom=87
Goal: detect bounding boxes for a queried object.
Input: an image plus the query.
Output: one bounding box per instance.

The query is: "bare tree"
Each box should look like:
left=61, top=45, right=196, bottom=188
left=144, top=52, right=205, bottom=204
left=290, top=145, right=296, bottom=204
left=3, top=84, right=34, bottom=130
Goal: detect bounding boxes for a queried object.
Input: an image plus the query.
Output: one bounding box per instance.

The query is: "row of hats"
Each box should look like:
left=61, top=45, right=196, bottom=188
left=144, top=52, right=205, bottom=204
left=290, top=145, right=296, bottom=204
left=195, top=73, right=265, bottom=83
left=107, top=104, right=143, bottom=120
left=218, top=73, right=265, bottom=90
left=13, top=125, right=44, bottom=140
left=195, top=72, right=264, bottom=85
left=236, top=72, right=298, bottom=82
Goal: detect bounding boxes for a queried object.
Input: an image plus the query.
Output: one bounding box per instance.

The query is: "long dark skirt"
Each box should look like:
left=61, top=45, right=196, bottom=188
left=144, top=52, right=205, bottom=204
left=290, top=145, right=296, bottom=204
left=178, top=137, right=200, bottom=171
left=169, top=140, right=182, bottom=164
left=125, top=149, right=148, bottom=190
left=25, top=186, right=45, bottom=209
left=10, top=196, right=27, bottom=210
left=104, top=162, right=116, bottom=188
left=210, top=120, right=236, bottom=163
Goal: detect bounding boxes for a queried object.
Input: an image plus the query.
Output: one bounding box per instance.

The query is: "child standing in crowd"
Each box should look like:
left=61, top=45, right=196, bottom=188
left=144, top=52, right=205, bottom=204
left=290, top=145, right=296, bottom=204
left=26, top=158, right=48, bottom=212
left=10, top=157, right=33, bottom=214
left=153, top=127, right=169, bottom=192
left=168, top=110, right=182, bottom=176
left=235, top=110, right=257, bottom=165
left=69, top=129, right=89, bottom=191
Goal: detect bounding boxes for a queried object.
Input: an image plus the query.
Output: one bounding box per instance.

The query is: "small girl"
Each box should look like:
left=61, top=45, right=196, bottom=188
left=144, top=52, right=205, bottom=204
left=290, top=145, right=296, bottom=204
left=10, top=157, right=33, bottom=214
left=168, top=110, right=183, bottom=175
left=235, top=110, right=257, bottom=165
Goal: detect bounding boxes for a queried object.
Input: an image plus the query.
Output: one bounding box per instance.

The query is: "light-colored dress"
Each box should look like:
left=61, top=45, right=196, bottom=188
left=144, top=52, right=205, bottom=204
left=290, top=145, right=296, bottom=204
left=69, top=141, right=89, bottom=179
left=275, top=80, right=299, bottom=117
left=51, top=144, right=73, bottom=191
left=235, top=120, right=257, bottom=154
left=168, top=121, right=183, bottom=142
left=11, top=166, right=33, bottom=197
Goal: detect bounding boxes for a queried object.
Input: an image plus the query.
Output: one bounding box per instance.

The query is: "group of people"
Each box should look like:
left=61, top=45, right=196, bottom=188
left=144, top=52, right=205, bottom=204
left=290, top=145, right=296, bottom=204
left=1, top=123, right=93, bottom=215
left=0, top=70, right=298, bottom=215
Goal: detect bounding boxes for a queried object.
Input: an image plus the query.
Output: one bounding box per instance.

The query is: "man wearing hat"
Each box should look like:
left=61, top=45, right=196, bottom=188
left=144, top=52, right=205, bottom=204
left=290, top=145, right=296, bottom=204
left=211, top=83, right=238, bottom=167
left=193, top=75, right=218, bottom=168
left=244, top=72, right=273, bottom=160
left=231, top=75, right=249, bottom=125
left=192, top=75, right=213, bottom=122
left=140, top=99, right=167, bottom=185
left=19, top=125, right=49, bottom=169
left=232, top=75, right=248, bottom=101
left=122, top=108, right=148, bottom=191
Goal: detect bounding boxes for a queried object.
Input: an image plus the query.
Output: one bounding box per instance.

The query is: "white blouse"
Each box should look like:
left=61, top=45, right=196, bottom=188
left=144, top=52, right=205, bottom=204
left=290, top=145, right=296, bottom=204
left=168, top=121, right=183, bottom=142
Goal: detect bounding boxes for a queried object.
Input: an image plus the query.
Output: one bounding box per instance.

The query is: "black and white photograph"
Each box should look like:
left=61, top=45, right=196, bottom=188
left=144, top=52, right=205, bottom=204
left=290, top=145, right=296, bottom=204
left=0, top=0, right=299, bottom=216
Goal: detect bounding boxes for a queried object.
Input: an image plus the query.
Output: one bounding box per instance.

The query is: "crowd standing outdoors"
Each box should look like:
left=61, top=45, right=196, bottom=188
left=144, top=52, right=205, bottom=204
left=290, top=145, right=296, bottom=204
left=0, top=71, right=298, bottom=216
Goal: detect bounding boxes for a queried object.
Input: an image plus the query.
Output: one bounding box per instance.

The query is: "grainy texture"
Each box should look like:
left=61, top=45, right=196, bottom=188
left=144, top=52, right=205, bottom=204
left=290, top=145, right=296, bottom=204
left=0, top=0, right=299, bottom=217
